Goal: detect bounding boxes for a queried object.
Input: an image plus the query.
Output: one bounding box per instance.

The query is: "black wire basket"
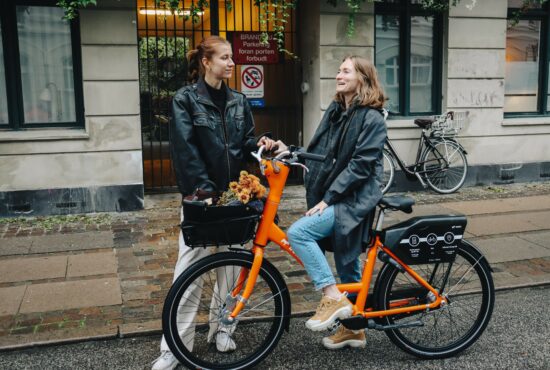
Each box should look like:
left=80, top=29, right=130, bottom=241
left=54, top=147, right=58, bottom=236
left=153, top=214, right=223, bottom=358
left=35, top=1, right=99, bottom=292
left=181, top=201, right=261, bottom=248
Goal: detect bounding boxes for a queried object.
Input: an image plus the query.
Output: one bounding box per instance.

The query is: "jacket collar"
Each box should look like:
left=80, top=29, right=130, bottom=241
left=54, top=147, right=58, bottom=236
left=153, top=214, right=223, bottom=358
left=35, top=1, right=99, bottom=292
left=195, top=76, right=237, bottom=108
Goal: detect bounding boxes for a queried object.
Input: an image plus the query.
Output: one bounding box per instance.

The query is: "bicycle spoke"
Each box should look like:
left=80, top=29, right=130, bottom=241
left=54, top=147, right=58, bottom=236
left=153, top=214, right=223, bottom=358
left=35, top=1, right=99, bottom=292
left=382, top=241, right=493, bottom=355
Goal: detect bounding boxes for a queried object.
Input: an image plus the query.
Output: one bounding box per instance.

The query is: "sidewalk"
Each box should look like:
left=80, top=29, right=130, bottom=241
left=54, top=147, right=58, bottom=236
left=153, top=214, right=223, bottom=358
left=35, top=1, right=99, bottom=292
left=1, top=182, right=550, bottom=350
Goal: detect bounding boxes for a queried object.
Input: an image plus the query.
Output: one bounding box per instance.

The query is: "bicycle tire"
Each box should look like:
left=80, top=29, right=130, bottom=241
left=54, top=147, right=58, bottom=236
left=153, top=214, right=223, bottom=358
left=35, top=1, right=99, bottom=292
left=162, top=251, right=290, bottom=370
left=381, top=148, right=395, bottom=194
left=421, top=139, right=468, bottom=194
left=375, top=240, right=494, bottom=359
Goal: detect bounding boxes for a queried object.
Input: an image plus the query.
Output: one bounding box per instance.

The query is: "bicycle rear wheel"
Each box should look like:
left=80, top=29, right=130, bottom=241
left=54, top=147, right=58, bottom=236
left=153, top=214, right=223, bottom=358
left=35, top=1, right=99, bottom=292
left=162, top=251, right=290, bottom=370
left=381, top=149, right=395, bottom=194
left=376, top=240, right=494, bottom=359
left=422, top=139, right=467, bottom=194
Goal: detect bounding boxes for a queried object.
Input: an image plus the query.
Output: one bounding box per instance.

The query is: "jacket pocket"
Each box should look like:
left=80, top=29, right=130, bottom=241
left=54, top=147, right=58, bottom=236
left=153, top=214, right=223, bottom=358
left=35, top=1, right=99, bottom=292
left=234, top=114, right=245, bottom=130
left=193, top=113, right=215, bottom=130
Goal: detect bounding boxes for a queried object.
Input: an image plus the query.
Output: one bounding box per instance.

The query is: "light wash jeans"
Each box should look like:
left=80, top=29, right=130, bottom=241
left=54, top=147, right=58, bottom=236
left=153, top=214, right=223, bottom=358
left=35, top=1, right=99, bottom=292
left=287, top=206, right=362, bottom=291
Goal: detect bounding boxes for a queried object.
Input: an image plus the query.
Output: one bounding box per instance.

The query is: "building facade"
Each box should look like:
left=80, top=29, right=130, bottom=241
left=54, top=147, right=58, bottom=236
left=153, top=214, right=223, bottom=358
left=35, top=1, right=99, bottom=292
left=0, top=0, right=143, bottom=216
left=303, top=0, right=550, bottom=190
left=1, top=0, right=549, bottom=217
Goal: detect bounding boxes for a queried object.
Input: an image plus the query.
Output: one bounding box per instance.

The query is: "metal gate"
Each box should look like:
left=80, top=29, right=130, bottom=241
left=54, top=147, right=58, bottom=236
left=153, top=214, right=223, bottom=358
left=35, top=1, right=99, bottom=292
left=137, top=0, right=301, bottom=192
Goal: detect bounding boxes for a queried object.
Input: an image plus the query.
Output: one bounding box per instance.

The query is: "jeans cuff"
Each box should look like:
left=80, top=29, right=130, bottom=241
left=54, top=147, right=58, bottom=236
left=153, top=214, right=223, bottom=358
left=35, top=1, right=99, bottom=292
left=314, top=276, right=337, bottom=291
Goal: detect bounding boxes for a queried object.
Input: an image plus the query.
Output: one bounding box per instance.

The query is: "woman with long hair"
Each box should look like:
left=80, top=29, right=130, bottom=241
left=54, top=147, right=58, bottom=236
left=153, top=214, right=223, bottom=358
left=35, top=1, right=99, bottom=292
left=274, top=55, right=387, bottom=350
left=152, top=36, right=275, bottom=370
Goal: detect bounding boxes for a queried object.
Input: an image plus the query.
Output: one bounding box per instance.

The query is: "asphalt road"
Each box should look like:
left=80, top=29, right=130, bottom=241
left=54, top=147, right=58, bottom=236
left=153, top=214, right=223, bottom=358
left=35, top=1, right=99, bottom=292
left=1, top=286, right=549, bottom=370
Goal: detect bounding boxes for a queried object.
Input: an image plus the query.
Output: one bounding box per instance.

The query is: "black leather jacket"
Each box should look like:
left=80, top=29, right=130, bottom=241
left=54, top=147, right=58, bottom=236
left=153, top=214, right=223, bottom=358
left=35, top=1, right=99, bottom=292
left=170, top=77, right=257, bottom=195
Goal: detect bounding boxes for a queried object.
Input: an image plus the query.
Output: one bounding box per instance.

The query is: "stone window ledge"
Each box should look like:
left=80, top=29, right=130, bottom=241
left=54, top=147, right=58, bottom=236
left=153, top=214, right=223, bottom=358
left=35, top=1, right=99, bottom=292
left=385, top=119, right=418, bottom=129
left=503, top=117, right=550, bottom=126
left=0, top=128, right=89, bottom=142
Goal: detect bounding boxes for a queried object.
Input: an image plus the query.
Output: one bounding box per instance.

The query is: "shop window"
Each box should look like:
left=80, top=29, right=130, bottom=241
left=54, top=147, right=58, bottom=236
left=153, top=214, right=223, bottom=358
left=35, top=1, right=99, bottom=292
left=375, top=1, right=442, bottom=116
left=505, top=1, right=550, bottom=115
left=0, top=1, right=84, bottom=129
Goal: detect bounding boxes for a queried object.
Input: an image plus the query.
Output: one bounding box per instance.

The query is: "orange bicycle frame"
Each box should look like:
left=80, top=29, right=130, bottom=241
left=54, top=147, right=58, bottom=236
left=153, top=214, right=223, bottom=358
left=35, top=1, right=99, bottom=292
left=229, top=158, right=446, bottom=320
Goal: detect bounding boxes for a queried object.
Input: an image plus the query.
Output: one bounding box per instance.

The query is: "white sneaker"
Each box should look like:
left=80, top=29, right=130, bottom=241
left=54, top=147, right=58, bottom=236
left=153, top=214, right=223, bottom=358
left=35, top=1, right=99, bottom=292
left=216, top=331, right=236, bottom=352
left=151, top=351, right=178, bottom=370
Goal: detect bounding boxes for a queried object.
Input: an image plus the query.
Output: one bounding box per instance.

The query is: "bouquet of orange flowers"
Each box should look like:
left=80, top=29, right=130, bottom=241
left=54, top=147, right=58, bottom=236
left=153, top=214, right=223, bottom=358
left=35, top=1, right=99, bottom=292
left=217, top=171, right=267, bottom=206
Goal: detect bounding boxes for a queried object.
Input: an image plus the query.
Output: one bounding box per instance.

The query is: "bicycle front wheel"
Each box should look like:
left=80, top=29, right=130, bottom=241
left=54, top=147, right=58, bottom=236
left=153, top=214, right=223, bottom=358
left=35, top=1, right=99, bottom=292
left=376, top=240, right=495, bottom=359
left=422, top=139, right=468, bottom=194
left=162, top=251, right=290, bottom=370
left=381, top=148, right=395, bottom=194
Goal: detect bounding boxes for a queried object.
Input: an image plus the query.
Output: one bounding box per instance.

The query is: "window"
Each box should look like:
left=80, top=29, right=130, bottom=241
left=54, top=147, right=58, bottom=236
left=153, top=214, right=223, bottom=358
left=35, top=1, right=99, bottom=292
left=375, top=1, right=442, bottom=116
left=0, top=21, right=8, bottom=125
left=0, top=1, right=84, bottom=129
left=505, top=2, right=550, bottom=115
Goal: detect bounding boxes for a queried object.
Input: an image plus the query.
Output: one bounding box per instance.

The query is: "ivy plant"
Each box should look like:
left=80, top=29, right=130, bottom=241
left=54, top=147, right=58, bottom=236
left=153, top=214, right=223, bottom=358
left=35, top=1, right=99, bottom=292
left=58, top=0, right=548, bottom=50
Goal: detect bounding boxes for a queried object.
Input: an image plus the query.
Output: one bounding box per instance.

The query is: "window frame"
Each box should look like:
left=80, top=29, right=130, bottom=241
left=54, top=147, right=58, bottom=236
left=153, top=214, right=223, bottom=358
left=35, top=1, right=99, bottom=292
left=374, top=0, right=443, bottom=117
left=0, top=0, right=85, bottom=130
left=505, top=4, right=550, bottom=117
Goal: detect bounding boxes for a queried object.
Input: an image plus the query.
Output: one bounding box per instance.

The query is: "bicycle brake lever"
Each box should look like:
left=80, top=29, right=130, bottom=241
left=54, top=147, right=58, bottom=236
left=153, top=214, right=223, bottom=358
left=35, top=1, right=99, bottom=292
left=251, top=146, right=265, bottom=163
left=290, top=162, right=309, bottom=173
left=251, top=146, right=266, bottom=175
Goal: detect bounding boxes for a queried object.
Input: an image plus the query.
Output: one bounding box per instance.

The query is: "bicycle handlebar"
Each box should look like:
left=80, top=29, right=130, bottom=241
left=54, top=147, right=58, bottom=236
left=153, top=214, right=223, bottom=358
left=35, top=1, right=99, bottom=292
left=296, top=151, right=325, bottom=162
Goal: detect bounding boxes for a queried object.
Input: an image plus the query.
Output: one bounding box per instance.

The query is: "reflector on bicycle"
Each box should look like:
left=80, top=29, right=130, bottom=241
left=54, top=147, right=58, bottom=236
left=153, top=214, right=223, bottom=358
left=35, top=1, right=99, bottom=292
left=381, top=215, right=467, bottom=264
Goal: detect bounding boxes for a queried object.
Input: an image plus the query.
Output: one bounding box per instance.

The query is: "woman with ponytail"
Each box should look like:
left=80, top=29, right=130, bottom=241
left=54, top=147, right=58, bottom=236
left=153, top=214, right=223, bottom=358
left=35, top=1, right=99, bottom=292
left=152, top=36, right=275, bottom=370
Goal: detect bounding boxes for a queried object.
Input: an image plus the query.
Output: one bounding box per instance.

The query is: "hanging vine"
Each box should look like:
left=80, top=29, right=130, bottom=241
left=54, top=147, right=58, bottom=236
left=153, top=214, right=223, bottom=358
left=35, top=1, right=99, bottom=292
left=58, top=0, right=549, bottom=47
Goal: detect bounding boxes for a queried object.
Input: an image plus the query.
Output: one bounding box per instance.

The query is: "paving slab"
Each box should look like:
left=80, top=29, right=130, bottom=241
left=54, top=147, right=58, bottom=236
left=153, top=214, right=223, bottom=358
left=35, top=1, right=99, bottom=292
left=0, top=237, right=32, bottom=256
left=0, top=325, right=118, bottom=349
left=518, top=231, right=550, bottom=250
left=474, top=236, right=550, bottom=263
left=0, top=286, right=26, bottom=316
left=0, top=256, right=67, bottom=283
left=28, top=231, right=114, bottom=254
left=467, top=213, right=543, bottom=237
left=19, top=278, right=122, bottom=314
left=67, top=251, right=117, bottom=278
left=526, top=210, right=550, bottom=229
left=443, top=195, right=550, bottom=215
left=119, top=320, right=161, bottom=337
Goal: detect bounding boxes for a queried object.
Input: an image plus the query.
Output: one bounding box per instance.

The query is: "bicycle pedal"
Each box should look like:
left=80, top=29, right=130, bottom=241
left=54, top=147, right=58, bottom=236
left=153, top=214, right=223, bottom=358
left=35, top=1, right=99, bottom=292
left=340, top=316, right=370, bottom=330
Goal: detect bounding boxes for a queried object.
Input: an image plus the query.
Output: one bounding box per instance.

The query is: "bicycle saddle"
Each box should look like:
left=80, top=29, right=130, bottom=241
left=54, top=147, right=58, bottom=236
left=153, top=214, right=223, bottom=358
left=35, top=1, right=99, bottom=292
left=414, top=118, right=435, bottom=129
left=379, top=196, right=415, bottom=213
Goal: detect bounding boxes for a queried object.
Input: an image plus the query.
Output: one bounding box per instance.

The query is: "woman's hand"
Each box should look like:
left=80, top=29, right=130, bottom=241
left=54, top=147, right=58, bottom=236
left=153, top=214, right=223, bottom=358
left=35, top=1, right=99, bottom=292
left=306, top=201, right=328, bottom=216
left=257, top=136, right=277, bottom=151
left=273, top=140, right=288, bottom=154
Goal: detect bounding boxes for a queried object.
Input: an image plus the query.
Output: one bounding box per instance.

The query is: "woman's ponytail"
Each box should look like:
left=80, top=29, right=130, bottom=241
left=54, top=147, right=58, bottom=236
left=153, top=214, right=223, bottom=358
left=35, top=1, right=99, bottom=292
left=187, top=48, right=202, bottom=84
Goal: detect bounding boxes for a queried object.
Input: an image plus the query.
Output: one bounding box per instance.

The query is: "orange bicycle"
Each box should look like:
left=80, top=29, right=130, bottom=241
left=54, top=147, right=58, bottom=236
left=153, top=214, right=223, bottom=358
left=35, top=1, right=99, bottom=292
left=162, top=146, right=495, bottom=370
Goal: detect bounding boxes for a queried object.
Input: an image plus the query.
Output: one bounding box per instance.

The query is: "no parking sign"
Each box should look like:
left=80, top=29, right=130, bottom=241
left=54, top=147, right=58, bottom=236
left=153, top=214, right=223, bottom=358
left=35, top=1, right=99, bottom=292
left=241, top=65, right=264, bottom=98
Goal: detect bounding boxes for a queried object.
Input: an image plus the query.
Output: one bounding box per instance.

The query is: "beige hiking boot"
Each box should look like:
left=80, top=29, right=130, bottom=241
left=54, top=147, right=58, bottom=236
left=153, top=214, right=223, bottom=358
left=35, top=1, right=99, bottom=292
left=322, top=324, right=366, bottom=350
left=305, top=294, right=353, bottom=331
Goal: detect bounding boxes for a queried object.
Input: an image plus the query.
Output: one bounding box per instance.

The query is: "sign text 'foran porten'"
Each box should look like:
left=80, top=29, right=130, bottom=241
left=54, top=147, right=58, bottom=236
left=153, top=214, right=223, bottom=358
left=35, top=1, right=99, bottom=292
left=231, top=32, right=280, bottom=65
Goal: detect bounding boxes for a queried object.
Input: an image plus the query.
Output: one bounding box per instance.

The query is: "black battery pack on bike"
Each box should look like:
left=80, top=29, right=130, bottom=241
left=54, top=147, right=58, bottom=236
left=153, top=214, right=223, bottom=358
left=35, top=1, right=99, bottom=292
left=381, top=215, right=467, bottom=265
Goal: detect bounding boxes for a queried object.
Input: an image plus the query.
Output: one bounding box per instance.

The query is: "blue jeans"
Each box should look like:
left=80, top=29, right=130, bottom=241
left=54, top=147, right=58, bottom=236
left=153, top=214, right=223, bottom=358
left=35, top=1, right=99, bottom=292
left=287, top=206, right=362, bottom=290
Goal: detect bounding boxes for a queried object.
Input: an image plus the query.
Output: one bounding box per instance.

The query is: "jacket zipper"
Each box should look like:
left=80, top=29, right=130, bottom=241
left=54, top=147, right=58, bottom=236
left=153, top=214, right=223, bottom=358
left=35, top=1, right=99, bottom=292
left=197, top=95, right=235, bottom=188
left=220, top=105, right=231, bottom=187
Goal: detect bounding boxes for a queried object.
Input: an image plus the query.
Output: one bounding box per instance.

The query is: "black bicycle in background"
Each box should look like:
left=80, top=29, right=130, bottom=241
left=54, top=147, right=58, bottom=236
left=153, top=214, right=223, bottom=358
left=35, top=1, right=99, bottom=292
left=381, top=111, right=469, bottom=194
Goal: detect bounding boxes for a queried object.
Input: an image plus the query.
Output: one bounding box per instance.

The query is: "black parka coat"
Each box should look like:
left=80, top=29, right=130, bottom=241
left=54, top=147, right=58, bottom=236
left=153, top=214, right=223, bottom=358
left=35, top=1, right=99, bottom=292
left=304, top=101, right=387, bottom=266
left=169, top=77, right=257, bottom=195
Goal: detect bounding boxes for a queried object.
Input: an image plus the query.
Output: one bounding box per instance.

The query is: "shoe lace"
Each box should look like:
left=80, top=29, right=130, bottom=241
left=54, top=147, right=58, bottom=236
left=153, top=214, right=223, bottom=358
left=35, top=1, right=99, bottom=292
left=315, top=300, right=326, bottom=312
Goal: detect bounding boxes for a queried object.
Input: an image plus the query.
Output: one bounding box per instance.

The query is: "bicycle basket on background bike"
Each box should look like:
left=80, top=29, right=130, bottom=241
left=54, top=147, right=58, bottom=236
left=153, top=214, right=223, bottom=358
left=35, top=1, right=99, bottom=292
left=381, top=214, right=467, bottom=265
left=431, top=111, right=468, bottom=137
left=181, top=201, right=260, bottom=248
